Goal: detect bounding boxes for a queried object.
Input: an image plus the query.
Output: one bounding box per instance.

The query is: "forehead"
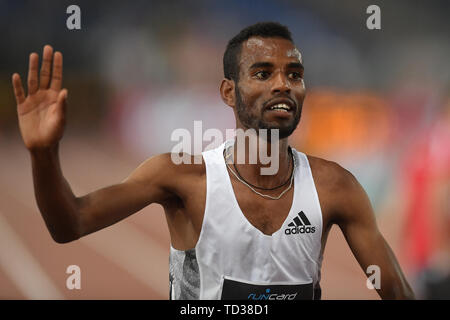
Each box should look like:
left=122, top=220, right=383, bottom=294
left=239, top=37, right=302, bottom=68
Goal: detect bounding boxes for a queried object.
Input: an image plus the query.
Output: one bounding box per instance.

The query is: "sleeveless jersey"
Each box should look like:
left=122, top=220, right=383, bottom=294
left=169, top=140, right=324, bottom=300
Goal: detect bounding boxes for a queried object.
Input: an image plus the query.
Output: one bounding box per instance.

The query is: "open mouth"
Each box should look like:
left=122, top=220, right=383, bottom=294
left=268, top=103, right=292, bottom=113
left=264, top=101, right=295, bottom=120
left=264, top=98, right=296, bottom=116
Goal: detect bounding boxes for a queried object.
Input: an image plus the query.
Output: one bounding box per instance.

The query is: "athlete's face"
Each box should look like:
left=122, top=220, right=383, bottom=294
left=233, top=37, right=305, bottom=139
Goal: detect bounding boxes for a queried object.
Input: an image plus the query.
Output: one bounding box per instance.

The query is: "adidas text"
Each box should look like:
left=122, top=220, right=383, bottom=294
left=285, top=226, right=316, bottom=235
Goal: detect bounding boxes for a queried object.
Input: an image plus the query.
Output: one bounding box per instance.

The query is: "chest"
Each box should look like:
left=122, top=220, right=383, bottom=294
left=228, top=178, right=295, bottom=235
left=178, top=160, right=333, bottom=249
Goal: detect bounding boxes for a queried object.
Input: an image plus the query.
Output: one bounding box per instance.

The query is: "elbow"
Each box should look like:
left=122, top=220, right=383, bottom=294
left=50, top=230, right=80, bottom=244
left=47, top=220, right=81, bottom=244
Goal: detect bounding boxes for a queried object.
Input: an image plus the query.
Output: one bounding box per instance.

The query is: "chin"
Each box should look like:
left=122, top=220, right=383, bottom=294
left=256, top=126, right=296, bottom=141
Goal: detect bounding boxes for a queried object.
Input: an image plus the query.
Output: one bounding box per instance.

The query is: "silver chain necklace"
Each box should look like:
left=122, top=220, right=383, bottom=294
left=224, top=145, right=296, bottom=200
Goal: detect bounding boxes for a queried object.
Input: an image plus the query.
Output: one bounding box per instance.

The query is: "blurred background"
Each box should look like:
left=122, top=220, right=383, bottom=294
left=0, top=0, right=449, bottom=299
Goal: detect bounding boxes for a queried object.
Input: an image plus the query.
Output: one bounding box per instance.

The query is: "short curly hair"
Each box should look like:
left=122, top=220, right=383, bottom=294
left=223, top=22, right=293, bottom=82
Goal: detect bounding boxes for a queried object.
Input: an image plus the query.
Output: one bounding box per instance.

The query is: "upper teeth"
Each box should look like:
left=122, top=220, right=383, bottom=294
left=270, top=103, right=290, bottom=110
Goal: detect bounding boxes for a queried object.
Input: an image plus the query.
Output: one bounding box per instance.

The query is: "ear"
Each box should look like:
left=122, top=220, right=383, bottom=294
left=220, top=78, right=236, bottom=108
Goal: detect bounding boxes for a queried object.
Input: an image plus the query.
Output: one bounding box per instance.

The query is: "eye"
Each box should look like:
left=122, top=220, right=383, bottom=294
left=289, top=72, right=303, bottom=80
left=254, top=70, right=270, bottom=80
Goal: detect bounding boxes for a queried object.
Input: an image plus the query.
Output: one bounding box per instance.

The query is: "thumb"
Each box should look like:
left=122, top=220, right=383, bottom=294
left=56, top=89, right=68, bottom=114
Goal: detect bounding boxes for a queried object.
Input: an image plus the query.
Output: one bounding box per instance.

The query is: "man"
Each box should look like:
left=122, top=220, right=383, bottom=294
left=12, top=22, right=414, bottom=299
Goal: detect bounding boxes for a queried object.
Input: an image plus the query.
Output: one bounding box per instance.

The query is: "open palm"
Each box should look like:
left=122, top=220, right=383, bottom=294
left=12, top=45, right=68, bottom=151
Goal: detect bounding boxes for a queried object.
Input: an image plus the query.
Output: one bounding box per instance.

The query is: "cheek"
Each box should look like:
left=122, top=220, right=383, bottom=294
left=300, top=79, right=305, bottom=89
left=292, top=84, right=306, bottom=103
left=242, top=80, right=272, bottom=101
left=295, top=80, right=306, bottom=94
left=237, top=85, right=258, bottom=107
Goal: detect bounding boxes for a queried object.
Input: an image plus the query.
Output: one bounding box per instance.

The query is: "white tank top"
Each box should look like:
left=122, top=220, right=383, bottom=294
left=169, top=140, right=324, bottom=300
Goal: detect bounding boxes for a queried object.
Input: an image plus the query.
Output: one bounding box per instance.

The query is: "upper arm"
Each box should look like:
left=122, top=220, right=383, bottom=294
left=331, top=165, right=414, bottom=299
left=334, top=169, right=379, bottom=251
left=76, top=153, right=179, bottom=238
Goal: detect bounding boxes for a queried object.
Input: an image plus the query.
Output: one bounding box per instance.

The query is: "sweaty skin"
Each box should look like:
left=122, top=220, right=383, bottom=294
left=13, top=39, right=414, bottom=300
left=286, top=47, right=302, bottom=60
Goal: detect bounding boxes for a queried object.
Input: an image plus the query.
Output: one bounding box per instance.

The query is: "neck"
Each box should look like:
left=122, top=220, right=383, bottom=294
left=229, top=129, right=292, bottom=189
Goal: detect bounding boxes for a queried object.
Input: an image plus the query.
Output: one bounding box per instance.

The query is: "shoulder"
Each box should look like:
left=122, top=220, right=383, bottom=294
left=306, top=155, right=369, bottom=222
left=306, top=155, right=359, bottom=193
left=124, top=152, right=205, bottom=195
left=131, top=152, right=205, bottom=181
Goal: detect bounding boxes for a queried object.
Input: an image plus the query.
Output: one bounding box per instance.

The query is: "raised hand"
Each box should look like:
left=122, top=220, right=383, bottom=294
left=12, top=45, right=68, bottom=151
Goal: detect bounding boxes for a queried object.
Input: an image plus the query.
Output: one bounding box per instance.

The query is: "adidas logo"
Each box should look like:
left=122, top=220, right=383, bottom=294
left=284, top=211, right=316, bottom=235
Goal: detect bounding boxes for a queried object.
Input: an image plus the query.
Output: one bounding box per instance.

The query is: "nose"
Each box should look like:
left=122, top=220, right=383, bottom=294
left=271, top=72, right=291, bottom=95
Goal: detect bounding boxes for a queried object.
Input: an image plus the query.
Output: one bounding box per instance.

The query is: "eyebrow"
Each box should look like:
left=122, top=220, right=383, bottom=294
left=249, top=62, right=274, bottom=70
left=286, top=62, right=304, bottom=70
left=249, top=61, right=304, bottom=70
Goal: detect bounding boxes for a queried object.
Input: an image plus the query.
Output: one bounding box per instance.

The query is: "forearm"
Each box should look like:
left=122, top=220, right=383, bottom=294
left=378, top=238, right=416, bottom=300
left=347, top=228, right=415, bottom=300
left=30, top=144, right=80, bottom=243
left=379, top=275, right=415, bottom=300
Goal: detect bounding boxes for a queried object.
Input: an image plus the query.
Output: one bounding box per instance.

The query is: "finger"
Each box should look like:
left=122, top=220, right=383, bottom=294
left=56, top=89, right=68, bottom=117
left=39, top=45, right=53, bottom=89
left=27, top=53, right=39, bottom=95
left=12, top=73, right=26, bottom=104
left=50, top=51, right=63, bottom=91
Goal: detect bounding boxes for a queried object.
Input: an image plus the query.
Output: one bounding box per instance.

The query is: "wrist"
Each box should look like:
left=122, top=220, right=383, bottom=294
left=29, top=144, right=59, bottom=160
